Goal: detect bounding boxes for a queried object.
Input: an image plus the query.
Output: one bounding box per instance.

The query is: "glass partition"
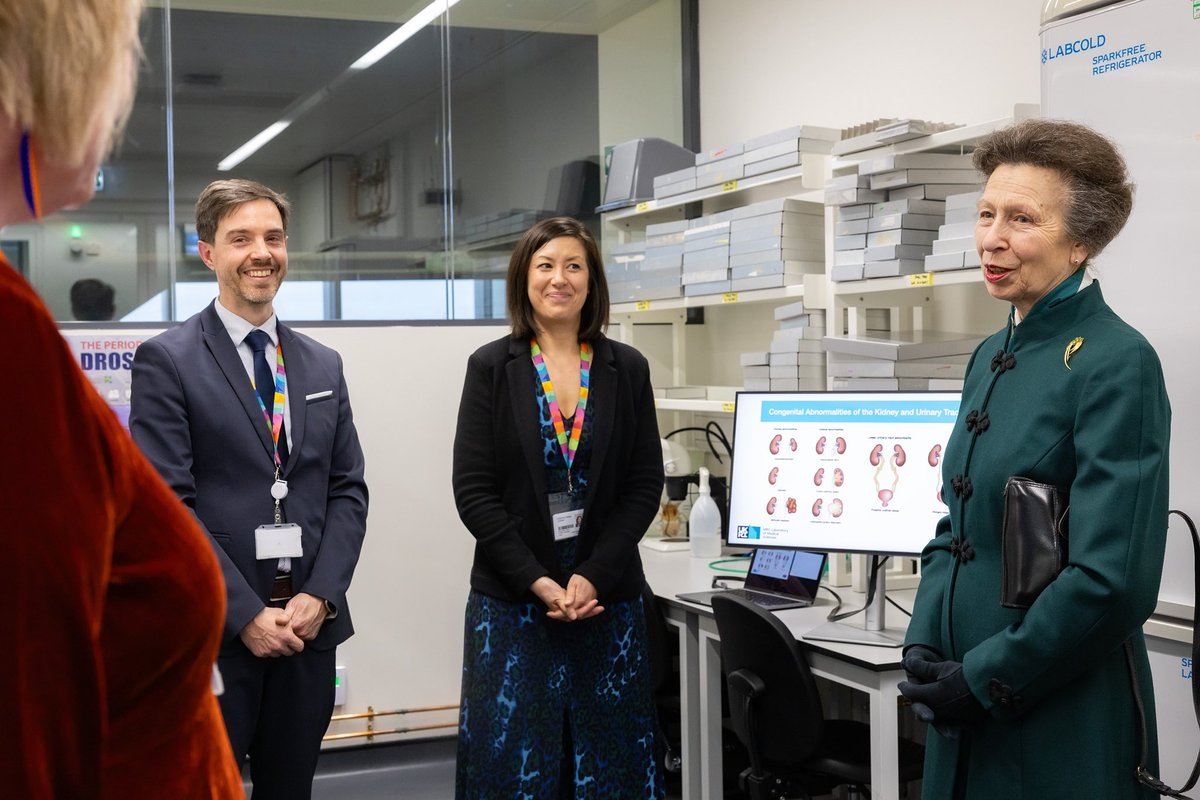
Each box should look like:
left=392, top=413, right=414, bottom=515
left=4, top=0, right=684, bottom=322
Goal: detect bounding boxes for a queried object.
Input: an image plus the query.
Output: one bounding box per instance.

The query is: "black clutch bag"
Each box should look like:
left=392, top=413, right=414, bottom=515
left=1000, top=476, right=1070, bottom=609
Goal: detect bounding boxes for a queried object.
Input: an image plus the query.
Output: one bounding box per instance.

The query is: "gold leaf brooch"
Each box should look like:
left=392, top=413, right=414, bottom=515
left=1064, top=337, right=1084, bottom=370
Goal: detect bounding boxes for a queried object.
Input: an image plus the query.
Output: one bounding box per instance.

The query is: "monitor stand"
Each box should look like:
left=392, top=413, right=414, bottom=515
left=804, top=556, right=906, bottom=648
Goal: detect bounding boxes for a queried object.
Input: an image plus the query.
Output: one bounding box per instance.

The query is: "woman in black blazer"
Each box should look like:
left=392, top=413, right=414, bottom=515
left=452, top=217, right=665, bottom=798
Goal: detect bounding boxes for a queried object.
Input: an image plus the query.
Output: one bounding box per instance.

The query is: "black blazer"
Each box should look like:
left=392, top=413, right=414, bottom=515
left=452, top=333, right=663, bottom=603
left=129, top=301, right=368, bottom=651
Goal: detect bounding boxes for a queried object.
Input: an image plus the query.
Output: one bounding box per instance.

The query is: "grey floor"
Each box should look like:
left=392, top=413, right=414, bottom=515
left=244, top=739, right=456, bottom=800
left=242, top=737, right=687, bottom=799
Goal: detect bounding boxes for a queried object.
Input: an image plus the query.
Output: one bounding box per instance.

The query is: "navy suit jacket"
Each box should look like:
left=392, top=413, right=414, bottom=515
left=452, top=333, right=662, bottom=604
left=130, top=301, right=368, bottom=651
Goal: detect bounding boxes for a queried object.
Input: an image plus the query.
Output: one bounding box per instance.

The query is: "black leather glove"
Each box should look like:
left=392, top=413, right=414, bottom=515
left=899, top=655, right=987, bottom=736
left=901, top=645, right=942, bottom=685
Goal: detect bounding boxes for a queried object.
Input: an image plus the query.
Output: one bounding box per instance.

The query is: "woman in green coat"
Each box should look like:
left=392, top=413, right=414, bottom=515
left=901, top=119, right=1171, bottom=799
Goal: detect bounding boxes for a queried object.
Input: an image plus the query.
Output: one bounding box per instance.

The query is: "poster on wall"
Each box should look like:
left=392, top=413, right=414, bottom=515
left=62, top=334, right=150, bottom=429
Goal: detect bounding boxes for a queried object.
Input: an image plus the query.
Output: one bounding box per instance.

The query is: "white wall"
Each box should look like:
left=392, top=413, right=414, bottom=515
left=698, top=0, right=1045, bottom=147
left=300, top=323, right=507, bottom=746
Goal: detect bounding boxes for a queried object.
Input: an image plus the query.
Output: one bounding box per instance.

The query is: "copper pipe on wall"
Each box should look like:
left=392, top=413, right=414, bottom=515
left=323, top=703, right=460, bottom=744
left=330, top=703, right=459, bottom=723
left=324, top=722, right=457, bottom=742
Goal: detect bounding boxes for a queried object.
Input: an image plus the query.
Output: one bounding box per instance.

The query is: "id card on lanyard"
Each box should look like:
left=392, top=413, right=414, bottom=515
left=531, top=338, right=590, bottom=540
left=252, top=340, right=302, bottom=560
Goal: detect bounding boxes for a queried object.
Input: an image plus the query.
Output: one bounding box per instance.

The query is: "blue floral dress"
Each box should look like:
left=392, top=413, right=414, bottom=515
left=455, top=374, right=664, bottom=799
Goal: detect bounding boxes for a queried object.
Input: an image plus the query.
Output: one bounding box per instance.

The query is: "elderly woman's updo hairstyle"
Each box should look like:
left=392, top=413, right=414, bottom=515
left=972, top=119, right=1134, bottom=268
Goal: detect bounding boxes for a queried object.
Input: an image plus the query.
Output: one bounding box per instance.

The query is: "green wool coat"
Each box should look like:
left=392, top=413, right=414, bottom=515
left=906, top=280, right=1171, bottom=799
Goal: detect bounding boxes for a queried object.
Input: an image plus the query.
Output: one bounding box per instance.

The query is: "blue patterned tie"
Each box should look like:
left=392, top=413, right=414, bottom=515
left=246, top=329, right=288, bottom=465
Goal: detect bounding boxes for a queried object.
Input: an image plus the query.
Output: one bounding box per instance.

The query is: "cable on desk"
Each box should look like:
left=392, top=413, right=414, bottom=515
left=819, top=584, right=844, bottom=616
left=708, top=555, right=750, bottom=573
left=887, top=595, right=912, bottom=617
left=825, top=555, right=886, bottom=622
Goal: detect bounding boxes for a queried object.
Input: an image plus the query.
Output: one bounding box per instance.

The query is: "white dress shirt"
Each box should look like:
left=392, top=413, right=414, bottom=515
left=214, top=299, right=295, bottom=573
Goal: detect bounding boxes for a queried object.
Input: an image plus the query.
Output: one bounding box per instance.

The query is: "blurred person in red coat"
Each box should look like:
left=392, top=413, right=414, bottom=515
left=0, top=0, right=244, bottom=797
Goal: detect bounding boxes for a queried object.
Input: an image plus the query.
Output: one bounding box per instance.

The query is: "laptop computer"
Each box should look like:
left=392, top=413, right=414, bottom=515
left=677, top=548, right=826, bottom=610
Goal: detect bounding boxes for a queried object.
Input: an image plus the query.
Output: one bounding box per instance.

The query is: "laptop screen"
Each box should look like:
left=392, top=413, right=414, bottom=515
left=744, top=548, right=826, bottom=599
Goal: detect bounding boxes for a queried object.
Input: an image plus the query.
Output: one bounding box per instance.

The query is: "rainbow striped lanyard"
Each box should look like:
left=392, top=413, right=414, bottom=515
left=252, top=342, right=288, bottom=471
left=530, top=338, right=591, bottom=492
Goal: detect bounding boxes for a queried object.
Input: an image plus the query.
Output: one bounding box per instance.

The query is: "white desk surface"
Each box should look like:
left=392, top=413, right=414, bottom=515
left=640, top=545, right=916, bottom=663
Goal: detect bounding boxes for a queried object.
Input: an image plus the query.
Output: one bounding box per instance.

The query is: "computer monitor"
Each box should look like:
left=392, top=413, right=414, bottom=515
left=726, top=391, right=961, bottom=555
left=725, top=390, right=962, bottom=645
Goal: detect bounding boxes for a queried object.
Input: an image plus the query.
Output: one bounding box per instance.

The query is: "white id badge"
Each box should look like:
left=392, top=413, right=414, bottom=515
left=548, top=491, right=583, bottom=542
left=254, top=523, right=303, bottom=559
left=552, top=510, right=583, bottom=541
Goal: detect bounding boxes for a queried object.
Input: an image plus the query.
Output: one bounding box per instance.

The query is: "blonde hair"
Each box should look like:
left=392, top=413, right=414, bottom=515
left=0, top=0, right=143, bottom=165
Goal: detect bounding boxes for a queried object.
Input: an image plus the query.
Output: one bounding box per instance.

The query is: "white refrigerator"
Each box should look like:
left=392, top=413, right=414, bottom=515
left=1041, top=0, right=1199, bottom=784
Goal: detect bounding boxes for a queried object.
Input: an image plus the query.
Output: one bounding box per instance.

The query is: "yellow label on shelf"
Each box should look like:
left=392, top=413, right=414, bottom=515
left=635, top=300, right=652, bottom=311
left=720, top=402, right=736, bottom=413
left=722, top=292, right=739, bottom=303
left=635, top=201, right=651, bottom=212
left=908, top=272, right=935, bottom=287
left=721, top=180, right=739, bottom=192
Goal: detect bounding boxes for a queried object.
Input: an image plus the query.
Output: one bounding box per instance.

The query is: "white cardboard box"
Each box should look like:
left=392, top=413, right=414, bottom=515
left=730, top=260, right=822, bottom=279
left=867, top=229, right=938, bottom=248
left=836, top=203, right=873, bottom=221
left=681, top=268, right=730, bottom=285
left=831, top=263, right=865, bottom=281
left=729, top=237, right=824, bottom=259
left=944, top=207, right=978, bottom=225
left=868, top=212, right=944, bottom=232
left=936, top=221, right=976, bottom=239
left=835, top=218, right=870, bottom=235
left=924, top=250, right=966, bottom=271
left=865, top=244, right=932, bottom=262
left=863, top=258, right=927, bottom=277
left=682, top=279, right=732, bottom=296
left=857, top=152, right=975, bottom=176
left=945, top=190, right=983, bottom=210
left=731, top=220, right=823, bottom=243
left=932, top=236, right=975, bottom=255
left=825, top=187, right=887, bottom=206
left=726, top=197, right=823, bottom=220
left=868, top=168, right=980, bottom=190
left=695, top=143, right=745, bottom=165
left=773, top=300, right=808, bottom=320
left=742, top=151, right=802, bottom=178
left=873, top=198, right=947, bottom=217
left=730, top=274, right=806, bottom=291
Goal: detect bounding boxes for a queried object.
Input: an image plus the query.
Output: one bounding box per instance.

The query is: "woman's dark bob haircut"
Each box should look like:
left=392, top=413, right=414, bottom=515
left=972, top=118, right=1134, bottom=267
left=506, top=216, right=609, bottom=341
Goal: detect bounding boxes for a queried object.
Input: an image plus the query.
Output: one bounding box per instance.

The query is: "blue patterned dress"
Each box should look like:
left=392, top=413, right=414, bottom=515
left=455, top=372, right=664, bottom=799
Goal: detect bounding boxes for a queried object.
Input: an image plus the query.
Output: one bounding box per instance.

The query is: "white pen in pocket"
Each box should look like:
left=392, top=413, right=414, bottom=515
left=305, top=390, right=333, bottom=401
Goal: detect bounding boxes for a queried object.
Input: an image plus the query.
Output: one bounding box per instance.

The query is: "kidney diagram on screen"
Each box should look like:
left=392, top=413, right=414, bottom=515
left=728, top=396, right=957, bottom=554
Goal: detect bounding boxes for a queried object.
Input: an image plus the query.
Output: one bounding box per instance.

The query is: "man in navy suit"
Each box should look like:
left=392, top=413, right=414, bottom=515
left=130, top=179, right=368, bottom=800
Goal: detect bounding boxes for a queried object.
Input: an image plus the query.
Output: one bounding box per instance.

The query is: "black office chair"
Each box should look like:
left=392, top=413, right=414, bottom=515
left=710, top=593, right=925, bottom=799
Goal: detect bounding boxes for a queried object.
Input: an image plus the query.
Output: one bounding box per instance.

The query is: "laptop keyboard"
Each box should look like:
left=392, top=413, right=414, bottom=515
left=724, top=588, right=797, bottom=608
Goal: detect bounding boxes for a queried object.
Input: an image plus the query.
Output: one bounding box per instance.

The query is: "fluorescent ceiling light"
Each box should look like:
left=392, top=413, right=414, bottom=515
left=215, top=0, right=457, bottom=171
left=350, top=0, right=461, bottom=71
left=217, top=121, right=291, bottom=172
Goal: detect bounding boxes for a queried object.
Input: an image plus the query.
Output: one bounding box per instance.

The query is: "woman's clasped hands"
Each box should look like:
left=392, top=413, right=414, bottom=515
left=531, top=574, right=605, bottom=621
